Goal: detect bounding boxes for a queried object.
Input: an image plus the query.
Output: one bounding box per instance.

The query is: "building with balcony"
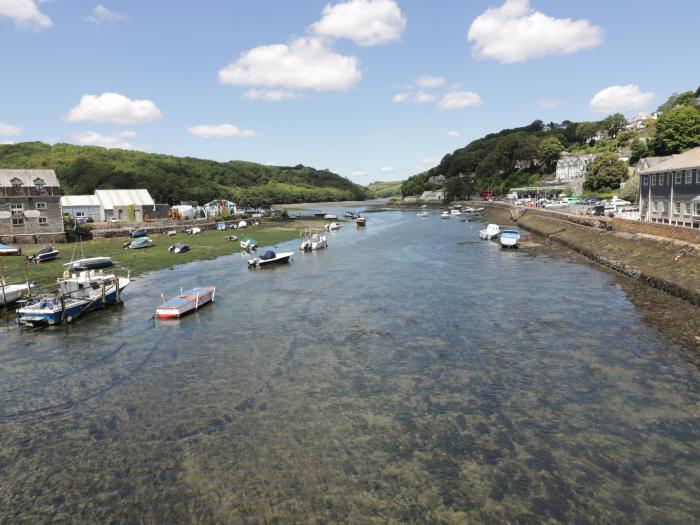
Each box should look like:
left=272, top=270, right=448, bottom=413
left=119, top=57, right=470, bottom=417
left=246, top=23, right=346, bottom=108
left=0, top=169, right=65, bottom=243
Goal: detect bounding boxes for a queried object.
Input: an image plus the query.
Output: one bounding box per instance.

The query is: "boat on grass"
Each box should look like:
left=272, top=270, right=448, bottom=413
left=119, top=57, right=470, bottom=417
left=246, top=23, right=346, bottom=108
left=27, top=246, right=59, bottom=263
left=16, top=270, right=130, bottom=327
left=0, top=281, right=34, bottom=306
left=240, top=237, right=257, bottom=250
left=130, top=229, right=147, bottom=238
left=156, top=286, right=216, bottom=319
left=63, top=256, right=113, bottom=271
left=247, top=250, right=294, bottom=268
left=168, top=243, right=190, bottom=253
left=500, top=229, right=521, bottom=248
left=185, top=227, right=201, bottom=235
left=124, top=237, right=153, bottom=249
left=479, top=224, right=501, bottom=240
left=0, top=243, right=21, bottom=256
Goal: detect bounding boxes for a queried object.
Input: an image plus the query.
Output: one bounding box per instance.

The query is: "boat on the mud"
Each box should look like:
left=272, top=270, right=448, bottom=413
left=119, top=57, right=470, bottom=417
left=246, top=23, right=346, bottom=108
left=240, top=237, right=257, bottom=250
left=224, top=235, right=238, bottom=242
left=26, top=246, right=59, bottom=263
left=124, top=237, right=153, bottom=249
left=300, top=230, right=328, bottom=251
left=63, top=256, right=113, bottom=271
left=168, top=243, right=190, bottom=253
left=325, top=222, right=341, bottom=231
left=450, top=209, right=462, bottom=216
left=155, top=286, right=216, bottom=319
left=16, top=270, right=130, bottom=327
left=0, top=243, right=21, bottom=256
left=323, top=213, right=337, bottom=220
left=479, top=224, right=501, bottom=240
left=247, top=250, right=293, bottom=268
left=500, top=229, right=521, bottom=248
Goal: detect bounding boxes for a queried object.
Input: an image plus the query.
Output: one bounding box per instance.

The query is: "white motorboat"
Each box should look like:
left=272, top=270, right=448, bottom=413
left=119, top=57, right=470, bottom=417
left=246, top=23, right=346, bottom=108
left=168, top=243, right=190, bottom=253
left=450, top=209, right=462, bottom=216
left=27, top=246, right=59, bottom=263
left=440, top=211, right=450, bottom=219
left=156, top=286, right=216, bottom=319
left=500, top=229, right=521, bottom=248
left=248, top=250, right=294, bottom=268
left=416, top=211, right=429, bottom=217
left=0, top=243, right=21, bottom=256
left=63, top=256, right=113, bottom=270
left=0, top=281, right=34, bottom=306
left=325, top=222, right=341, bottom=231
left=479, top=224, right=501, bottom=240
left=184, top=227, right=201, bottom=234
left=300, top=231, right=328, bottom=251
left=323, top=214, right=337, bottom=220
left=166, top=230, right=177, bottom=236
left=356, top=216, right=367, bottom=226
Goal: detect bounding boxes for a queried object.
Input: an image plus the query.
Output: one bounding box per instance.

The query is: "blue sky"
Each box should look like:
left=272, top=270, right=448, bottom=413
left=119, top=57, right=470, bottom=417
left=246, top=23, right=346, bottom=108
left=1, top=0, right=698, bottom=184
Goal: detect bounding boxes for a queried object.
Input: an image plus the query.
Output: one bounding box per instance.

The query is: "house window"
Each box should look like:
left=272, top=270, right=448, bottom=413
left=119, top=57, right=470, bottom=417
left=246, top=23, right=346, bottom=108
left=642, top=175, right=649, bottom=186
left=675, top=201, right=681, bottom=214
left=10, top=203, right=23, bottom=216
left=38, top=217, right=48, bottom=225
left=12, top=217, right=24, bottom=226
left=694, top=202, right=700, bottom=216
left=36, top=202, right=47, bottom=210
left=34, top=179, right=44, bottom=191
left=76, top=211, right=85, bottom=217
left=11, top=179, right=21, bottom=191
left=658, top=173, right=664, bottom=186
left=686, top=170, right=693, bottom=184
left=675, top=171, right=682, bottom=184
left=651, top=174, right=656, bottom=185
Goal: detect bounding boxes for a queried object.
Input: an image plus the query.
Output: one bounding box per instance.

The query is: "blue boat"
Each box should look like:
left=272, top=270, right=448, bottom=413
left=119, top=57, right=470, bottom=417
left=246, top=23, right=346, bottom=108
left=16, top=270, right=130, bottom=327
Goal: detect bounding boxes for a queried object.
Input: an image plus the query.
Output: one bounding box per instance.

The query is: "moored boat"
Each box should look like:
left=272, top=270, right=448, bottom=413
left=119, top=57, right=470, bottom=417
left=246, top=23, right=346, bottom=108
left=0, top=243, right=21, bottom=256
left=500, top=229, right=521, bottom=248
left=416, top=211, right=429, bottom=217
left=168, top=243, right=190, bottom=253
left=63, top=256, right=113, bottom=270
left=124, top=237, right=153, bottom=249
left=325, top=222, right=341, bottom=231
left=356, top=216, right=367, bottom=226
left=323, top=213, right=337, bottom=220
left=300, top=230, right=328, bottom=251
left=450, top=209, right=462, bottom=216
left=440, top=211, right=450, bottom=219
left=130, top=229, right=147, bottom=238
left=27, top=246, right=59, bottom=263
left=247, top=250, right=294, bottom=268
left=0, top=281, right=34, bottom=306
left=156, top=286, right=216, bottom=319
left=479, top=224, right=501, bottom=240
left=240, top=237, right=257, bottom=250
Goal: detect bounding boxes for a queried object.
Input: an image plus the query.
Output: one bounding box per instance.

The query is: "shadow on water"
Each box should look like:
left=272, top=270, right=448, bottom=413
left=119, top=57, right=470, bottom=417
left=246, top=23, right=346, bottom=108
left=0, top=207, right=699, bottom=523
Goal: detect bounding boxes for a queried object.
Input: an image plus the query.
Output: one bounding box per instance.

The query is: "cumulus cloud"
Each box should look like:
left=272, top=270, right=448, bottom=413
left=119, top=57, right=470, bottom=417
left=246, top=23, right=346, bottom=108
left=73, top=130, right=140, bottom=150
left=309, top=0, right=406, bottom=47
left=0, top=0, right=52, bottom=30
left=188, top=124, right=259, bottom=139
left=467, top=0, right=603, bottom=63
left=219, top=37, right=361, bottom=94
left=392, top=91, right=436, bottom=104
left=416, top=75, right=445, bottom=89
left=67, top=93, right=162, bottom=124
left=447, top=130, right=461, bottom=137
left=589, top=84, right=655, bottom=114
left=0, top=121, right=22, bottom=136
left=438, top=91, right=482, bottom=110
left=392, top=92, right=410, bottom=103
left=85, top=4, right=126, bottom=25
left=243, top=89, right=300, bottom=102
left=380, top=166, right=394, bottom=173
left=538, top=98, right=564, bottom=109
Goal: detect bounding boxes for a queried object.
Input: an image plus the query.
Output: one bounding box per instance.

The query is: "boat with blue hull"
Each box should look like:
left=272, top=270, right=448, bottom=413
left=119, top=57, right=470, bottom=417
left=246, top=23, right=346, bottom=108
left=16, top=270, right=130, bottom=327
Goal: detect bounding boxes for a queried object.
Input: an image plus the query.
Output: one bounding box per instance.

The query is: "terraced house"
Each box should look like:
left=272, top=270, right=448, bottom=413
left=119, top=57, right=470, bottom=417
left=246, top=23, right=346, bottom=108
left=639, top=147, right=700, bottom=228
left=0, top=169, right=65, bottom=243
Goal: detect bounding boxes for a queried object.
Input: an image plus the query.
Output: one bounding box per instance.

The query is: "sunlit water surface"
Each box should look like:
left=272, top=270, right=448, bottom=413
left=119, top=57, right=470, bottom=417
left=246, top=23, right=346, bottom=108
left=1, top=209, right=699, bottom=523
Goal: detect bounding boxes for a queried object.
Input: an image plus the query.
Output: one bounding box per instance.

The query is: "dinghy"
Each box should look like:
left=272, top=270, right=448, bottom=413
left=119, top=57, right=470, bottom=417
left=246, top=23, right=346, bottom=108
left=416, top=211, right=429, bottom=217
left=0, top=281, right=34, bottom=306
left=155, top=286, right=216, bottom=319
left=240, top=237, right=257, bottom=250
left=0, top=243, right=21, bottom=256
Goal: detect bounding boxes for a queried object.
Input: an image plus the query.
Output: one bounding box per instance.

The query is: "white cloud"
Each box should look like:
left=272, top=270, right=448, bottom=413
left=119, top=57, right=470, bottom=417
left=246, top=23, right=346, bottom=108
left=589, top=84, right=655, bottom=114
left=0, top=121, right=22, bottom=136
left=392, top=92, right=410, bottom=103
left=416, top=75, right=445, bottom=89
left=188, top=124, right=259, bottom=139
left=538, top=98, right=564, bottom=109
left=392, top=91, right=436, bottom=104
left=73, top=130, right=140, bottom=150
left=0, top=0, right=52, bottom=30
left=85, top=4, right=126, bottom=25
left=467, top=0, right=604, bottom=63
left=309, top=0, right=406, bottom=47
left=438, top=91, right=482, bottom=110
left=243, top=89, right=300, bottom=102
left=414, top=91, right=436, bottom=104
left=219, top=37, right=361, bottom=93
left=352, top=170, right=367, bottom=177
left=380, top=165, right=394, bottom=173
left=447, top=131, right=461, bottom=137
left=66, top=93, right=162, bottom=124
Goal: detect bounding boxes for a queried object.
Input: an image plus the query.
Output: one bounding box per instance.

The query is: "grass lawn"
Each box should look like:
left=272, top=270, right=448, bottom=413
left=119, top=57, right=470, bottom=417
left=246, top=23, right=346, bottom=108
left=1, top=219, right=325, bottom=292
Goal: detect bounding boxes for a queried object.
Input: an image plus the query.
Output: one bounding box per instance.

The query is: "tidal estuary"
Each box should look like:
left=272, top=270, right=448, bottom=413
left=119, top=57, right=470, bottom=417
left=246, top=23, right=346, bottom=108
left=1, top=208, right=699, bottom=523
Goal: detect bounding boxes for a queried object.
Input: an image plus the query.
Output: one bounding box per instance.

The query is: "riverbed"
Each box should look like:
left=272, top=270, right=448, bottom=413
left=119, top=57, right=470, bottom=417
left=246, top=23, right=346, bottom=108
left=0, top=207, right=698, bottom=523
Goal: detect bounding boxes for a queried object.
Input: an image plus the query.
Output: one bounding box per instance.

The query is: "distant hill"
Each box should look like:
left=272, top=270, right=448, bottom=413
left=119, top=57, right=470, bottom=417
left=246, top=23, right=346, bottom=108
left=367, top=180, right=403, bottom=198
left=0, top=142, right=369, bottom=207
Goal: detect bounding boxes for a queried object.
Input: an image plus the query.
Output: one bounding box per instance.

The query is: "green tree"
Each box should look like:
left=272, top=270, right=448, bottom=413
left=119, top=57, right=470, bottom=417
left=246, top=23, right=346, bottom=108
left=536, top=136, right=564, bottom=173
left=619, top=173, right=640, bottom=202
left=629, top=138, right=648, bottom=165
left=584, top=152, right=628, bottom=191
left=657, top=91, right=696, bottom=113
left=601, top=113, right=627, bottom=138
left=576, top=122, right=599, bottom=144
left=650, top=105, right=700, bottom=155
left=444, top=176, right=468, bottom=201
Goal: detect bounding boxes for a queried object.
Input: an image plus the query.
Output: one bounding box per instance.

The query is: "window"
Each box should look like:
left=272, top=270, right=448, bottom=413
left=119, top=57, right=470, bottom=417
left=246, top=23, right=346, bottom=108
left=10, top=203, right=23, bottom=216
left=651, top=174, right=656, bottom=185
left=694, top=202, right=700, bottom=216
left=36, top=202, right=47, bottom=210
left=675, top=201, right=681, bottom=214
left=76, top=211, right=85, bottom=217
left=642, top=175, right=649, bottom=186
left=38, top=217, right=47, bottom=225
left=34, top=179, right=44, bottom=191
left=658, top=173, right=664, bottom=186
left=12, top=217, right=23, bottom=226
left=686, top=170, right=693, bottom=184
left=695, top=169, right=699, bottom=183
left=11, top=179, right=21, bottom=191
left=675, top=171, right=682, bottom=184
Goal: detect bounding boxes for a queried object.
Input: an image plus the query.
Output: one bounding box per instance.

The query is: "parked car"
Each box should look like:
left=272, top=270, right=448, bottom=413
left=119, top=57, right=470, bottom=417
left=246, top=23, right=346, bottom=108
left=579, top=197, right=603, bottom=205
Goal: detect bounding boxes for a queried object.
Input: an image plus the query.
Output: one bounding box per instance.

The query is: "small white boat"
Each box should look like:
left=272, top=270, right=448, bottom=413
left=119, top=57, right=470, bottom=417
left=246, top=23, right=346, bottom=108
left=325, top=222, right=341, bottom=231
left=27, top=246, right=59, bottom=263
left=184, top=227, right=201, bottom=235
left=356, top=216, right=367, bottom=226
left=479, top=224, right=501, bottom=240
left=300, top=231, right=328, bottom=251
left=0, top=243, right=21, bottom=256
left=500, top=229, right=521, bottom=248
left=450, top=209, right=462, bottom=216
left=416, top=211, right=429, bottom=217
left=63, top=256, right=113, bottom=270
left=156, top=286, right=216, bottom=319
left=440, top=211, right=450, bottom=219
left=168, top=243, right=190, bottom=253
left=323, top=213, right=337, bottom=220
left=0, top=281, right=34, bottom=306
left=420, top=204, right=428, bottom=209
left=248, top=250, right=294, bottom=268
left=240, top=237, right=257, bottom=250
left=166, top=230, right=177, bottom=237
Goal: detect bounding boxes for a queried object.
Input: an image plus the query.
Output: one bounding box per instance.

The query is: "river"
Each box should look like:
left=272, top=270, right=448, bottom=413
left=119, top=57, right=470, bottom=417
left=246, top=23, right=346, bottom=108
left=1, top=207, right=699, bottom=523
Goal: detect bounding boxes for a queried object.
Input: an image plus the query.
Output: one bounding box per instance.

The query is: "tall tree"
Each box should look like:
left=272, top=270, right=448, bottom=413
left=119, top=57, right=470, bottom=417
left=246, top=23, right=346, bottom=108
left=536, top=136, right=564, bottom=173
left=444, top=175, right=468, bottom=201
left=601, top=113, right=627, bottom=138
left=651, top=105, right=700, bottom=155
left=629, top=138, right=648, bottom=165
left=584, top=152, right=628, bottom=191
left=576, top=121, right=599, bottom=144
left=657, top=91, right=696, bottom=113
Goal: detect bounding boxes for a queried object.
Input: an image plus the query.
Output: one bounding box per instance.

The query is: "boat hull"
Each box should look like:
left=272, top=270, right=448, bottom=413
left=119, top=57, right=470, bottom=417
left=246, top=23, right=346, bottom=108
left=156, top=287, right=215, bottom=319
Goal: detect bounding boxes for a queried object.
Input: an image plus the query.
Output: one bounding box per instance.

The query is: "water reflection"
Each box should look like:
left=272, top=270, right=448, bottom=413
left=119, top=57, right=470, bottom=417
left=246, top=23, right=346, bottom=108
left=0, top=209, right=699, bottom=523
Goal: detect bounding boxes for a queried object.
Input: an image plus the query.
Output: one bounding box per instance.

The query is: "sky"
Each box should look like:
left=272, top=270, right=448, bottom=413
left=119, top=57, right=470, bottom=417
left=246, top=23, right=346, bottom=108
left=0, top=0, right=699, bottom=184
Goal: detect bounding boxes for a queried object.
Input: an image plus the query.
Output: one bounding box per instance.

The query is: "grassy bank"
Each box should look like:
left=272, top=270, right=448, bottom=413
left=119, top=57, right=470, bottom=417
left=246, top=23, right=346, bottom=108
left=1, top=219, right=325, bottom=292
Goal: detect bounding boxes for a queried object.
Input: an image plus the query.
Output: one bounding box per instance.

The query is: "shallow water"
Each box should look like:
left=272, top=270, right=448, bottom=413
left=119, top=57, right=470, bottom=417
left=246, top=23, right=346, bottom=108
left=1, top=209, right=699, bottom=523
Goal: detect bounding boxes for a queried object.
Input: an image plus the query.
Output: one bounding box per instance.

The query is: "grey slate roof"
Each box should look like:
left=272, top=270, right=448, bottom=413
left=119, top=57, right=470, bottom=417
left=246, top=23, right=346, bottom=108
left=639, top=147, right=700, bottom=173
left=0, top=169, right=60, bottom=188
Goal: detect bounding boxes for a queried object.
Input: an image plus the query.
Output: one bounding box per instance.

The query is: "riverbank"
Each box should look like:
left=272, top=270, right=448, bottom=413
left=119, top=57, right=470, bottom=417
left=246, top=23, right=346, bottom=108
left=1, top=219, right=325, bottom=291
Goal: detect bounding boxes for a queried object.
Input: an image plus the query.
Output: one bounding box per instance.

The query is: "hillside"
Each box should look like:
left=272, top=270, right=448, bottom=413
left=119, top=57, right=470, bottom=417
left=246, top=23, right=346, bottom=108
left=0, top=142, right=369, bottom=207
left=367, top=180, right=403, bottom=198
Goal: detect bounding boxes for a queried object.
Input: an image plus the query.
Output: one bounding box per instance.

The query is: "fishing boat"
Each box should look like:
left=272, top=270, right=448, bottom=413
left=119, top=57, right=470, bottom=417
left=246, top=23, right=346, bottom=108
left=155, top=286, right=216, bottom=319
left=240, top=237, right=257, bottom=250
left=500, top=229, right=521, bottom=248
left=123, top=237, right=153, bottom=249
left=0, top=243, right=21, bottom=256
left=356, top=216, right=367, bottom=226
left=247, top=250, right=294, bottom=268
left=479, top=223, right=501, bottom=240
left=440, top=211, right=450, bottom=219
left=63, top=256, right=113, bottom=270
left=168, top=243, right=190, bottom=253
left=0, top=281, right=34, bottom=306
left=27, top=246, right=59, bottom=263
left=16, top=270, right=130, bottom=327
left=416, top=211, right=429, bottom=217
left=300, top=230, right=328, bottom=251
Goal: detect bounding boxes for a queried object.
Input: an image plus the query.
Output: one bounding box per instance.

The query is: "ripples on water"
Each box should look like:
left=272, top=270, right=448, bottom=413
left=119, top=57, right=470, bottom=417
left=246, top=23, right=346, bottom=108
left=0, top=209, right=699, bottom=523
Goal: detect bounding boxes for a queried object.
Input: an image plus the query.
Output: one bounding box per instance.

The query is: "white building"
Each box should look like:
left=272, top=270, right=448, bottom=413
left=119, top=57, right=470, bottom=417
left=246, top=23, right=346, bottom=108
left=556, top=154, right=596, bottom=181
left=625, top=112, right=659, bottom=131
left=60, top=195, right=102, bottom=222
left=62, top=189, right=157, bottom=222
left=420, top=190, right=445, bottom=201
